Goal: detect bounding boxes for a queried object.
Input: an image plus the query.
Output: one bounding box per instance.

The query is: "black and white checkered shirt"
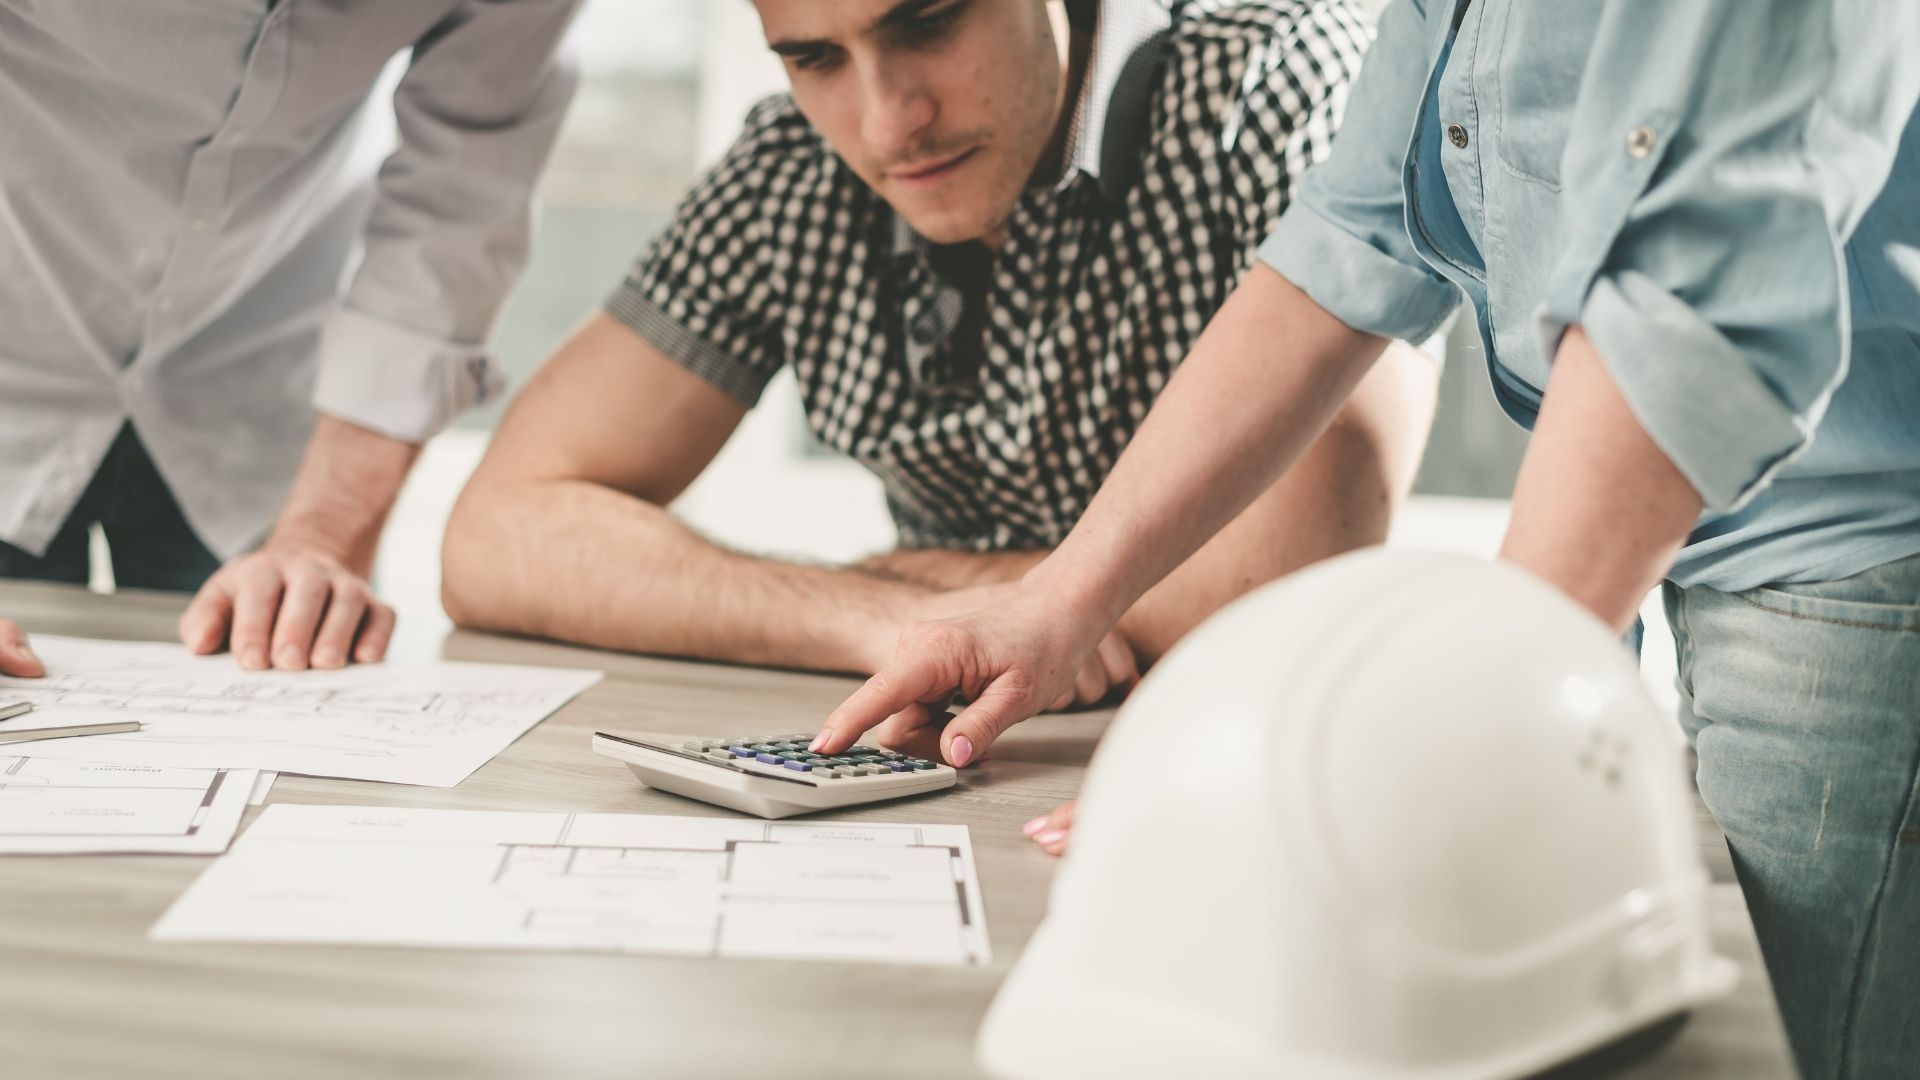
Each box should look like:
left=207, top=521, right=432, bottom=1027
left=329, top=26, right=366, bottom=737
left=607, top=0, right=1371, bottom=551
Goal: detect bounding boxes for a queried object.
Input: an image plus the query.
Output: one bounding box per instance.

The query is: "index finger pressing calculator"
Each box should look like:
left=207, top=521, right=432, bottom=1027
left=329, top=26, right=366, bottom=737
left=592, top=731, right=957, bottom=819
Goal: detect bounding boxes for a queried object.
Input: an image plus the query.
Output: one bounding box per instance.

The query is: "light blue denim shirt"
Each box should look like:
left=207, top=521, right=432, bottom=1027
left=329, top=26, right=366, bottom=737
left=1257, top=0, right=1920, bottom=591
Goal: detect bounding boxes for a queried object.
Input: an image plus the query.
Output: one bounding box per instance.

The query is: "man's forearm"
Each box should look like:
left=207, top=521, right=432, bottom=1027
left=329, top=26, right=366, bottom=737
left=1116, top=339, right=1435, bottom=660
left=443, top=478, right=931, bottom=673
left=852, top=338, right=1433, bottom=664
left=1500, top=326, right=1702, bottom=631
left=269, top=414, right=420, bottom=572
left=1031, top=265, right=1390, bottom=628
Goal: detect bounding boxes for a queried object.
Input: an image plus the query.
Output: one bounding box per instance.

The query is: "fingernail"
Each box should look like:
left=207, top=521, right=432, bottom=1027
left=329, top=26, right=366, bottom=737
left=1034, top=830, right=1065, bottom=845
left=808, top=733, right=827, bottom=752
left=17, top=643, right=36, bottom=663
left=950, top=735, right=974, bottom=768
left=242, top=649, right=267, bottom=670
left=1022, top=816, right=1048, bottom=836
left=312, top=650, right=341, bottom=669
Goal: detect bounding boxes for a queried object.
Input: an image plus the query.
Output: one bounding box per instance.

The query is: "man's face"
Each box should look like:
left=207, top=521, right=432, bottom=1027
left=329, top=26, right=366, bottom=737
left=752, top=0, right=1070, bottom=246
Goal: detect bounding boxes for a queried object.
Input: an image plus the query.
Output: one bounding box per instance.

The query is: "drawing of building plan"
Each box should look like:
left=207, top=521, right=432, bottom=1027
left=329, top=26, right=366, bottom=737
left=0, top=636, right=602, bottom=787
left=0, top=757, right=255, bottom=854
left=153, top=805, right=991, bottom=966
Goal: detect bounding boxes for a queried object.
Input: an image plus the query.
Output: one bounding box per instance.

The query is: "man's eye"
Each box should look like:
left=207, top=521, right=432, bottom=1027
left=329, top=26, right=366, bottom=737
left=791, top=48, right=842, bottom=73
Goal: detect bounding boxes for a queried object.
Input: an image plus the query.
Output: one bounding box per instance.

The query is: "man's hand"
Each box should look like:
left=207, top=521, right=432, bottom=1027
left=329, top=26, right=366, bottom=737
left=179, top=414, right=417, bottom=671
left=0, top=618, right=44, bottom=678
left=814, top=584, right=1110, bottom=767
left=179, top=544, right=394, bottom=671
left=858, top=582, right=1138, bottom=711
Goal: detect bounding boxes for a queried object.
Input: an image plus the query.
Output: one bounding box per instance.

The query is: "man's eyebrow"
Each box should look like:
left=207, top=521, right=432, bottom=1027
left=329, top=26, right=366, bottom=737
left=767, top=0, right=948, bottom=55
left=873, top=0, right=949, bottom=32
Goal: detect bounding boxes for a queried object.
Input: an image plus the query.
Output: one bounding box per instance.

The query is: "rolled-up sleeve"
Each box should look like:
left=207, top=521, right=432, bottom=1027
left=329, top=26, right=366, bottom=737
left=1256, top=0, right=1458, bottom=345
left=313, top=0, right=582, bottom=443
left=1535, top=0, right=1920, bottom=512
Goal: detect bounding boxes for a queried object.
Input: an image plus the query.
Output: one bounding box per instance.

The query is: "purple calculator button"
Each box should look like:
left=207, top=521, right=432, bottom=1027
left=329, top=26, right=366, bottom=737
left=886, top=761, right=914, bottom=772
left=756, top=753, right=783, bottom=765
left=784, top=761, right=813, bottom=772
left=729, top=747, right=756, bottom=758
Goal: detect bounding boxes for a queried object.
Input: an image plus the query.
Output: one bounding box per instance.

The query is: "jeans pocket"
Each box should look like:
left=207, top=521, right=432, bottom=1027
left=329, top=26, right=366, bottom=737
left=1739, top=559, right=1920, bottom=634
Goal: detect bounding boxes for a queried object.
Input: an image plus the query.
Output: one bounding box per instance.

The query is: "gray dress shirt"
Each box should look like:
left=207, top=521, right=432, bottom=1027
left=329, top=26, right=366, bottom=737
left=0, top=0, right=579, bottom=560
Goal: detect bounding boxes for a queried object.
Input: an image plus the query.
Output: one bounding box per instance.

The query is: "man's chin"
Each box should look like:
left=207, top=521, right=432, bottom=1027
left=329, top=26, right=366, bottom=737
left=888, top=200, right=1005, bottom=247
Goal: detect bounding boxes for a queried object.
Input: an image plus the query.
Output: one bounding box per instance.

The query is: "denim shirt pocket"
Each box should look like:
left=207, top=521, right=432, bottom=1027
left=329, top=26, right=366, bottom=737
left=1534, top=108, right=1678, bottom=358
left=1485, top=0, right=1606, bottom=191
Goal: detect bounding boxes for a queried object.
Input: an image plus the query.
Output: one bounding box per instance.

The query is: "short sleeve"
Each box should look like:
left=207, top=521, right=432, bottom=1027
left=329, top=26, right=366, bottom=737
left=605, top=96, right=816, bottom=406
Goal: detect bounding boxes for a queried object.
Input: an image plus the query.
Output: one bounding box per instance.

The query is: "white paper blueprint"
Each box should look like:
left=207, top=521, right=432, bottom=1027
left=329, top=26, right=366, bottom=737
left=0, top=636, right=602, bottom=787
left=0, top=756, right=256, bottom=854
left=152, top=805, right=992, bottom=965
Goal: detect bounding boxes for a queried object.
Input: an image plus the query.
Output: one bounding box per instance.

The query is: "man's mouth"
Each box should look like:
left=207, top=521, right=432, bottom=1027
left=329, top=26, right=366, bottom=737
left=890, top=147, right=980, bottom=186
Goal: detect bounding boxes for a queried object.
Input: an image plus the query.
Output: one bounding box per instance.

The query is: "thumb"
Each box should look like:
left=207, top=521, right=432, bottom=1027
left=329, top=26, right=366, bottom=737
left=940, top=673, right=1038, bottom=767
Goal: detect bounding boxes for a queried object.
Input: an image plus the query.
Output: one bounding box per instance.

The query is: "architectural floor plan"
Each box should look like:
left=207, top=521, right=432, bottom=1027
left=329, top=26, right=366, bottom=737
left=0, top=756, right=255, bottom=854
left=153, top=805, right=991, bottom=965
left=0, top=636, right=602, bottom=786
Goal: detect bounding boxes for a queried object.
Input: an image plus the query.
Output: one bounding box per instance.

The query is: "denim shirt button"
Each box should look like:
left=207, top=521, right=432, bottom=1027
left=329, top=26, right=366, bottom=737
left=1626, top=125, right=1659, bottom=159
left=1446, top=123, right=1469, bottom=149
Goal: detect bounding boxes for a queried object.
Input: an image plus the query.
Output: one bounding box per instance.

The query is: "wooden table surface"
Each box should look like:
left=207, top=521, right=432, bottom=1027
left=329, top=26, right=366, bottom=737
left=0, top=580, right=1793, bottom=1079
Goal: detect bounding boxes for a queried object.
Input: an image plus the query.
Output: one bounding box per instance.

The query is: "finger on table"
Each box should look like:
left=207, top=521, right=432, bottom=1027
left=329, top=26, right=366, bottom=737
left=1024, top=800, right=1077, bottom=857
left=0, top=619, right=45, bottom=678
left=353, top=602, right=396, bottom=664
left=309, top=580, right=370, bottom=669
left=267, top=571, right=331, bottom=671
left=229, top=568, right=286, bottom=671
left=178, top=577, right=237, bottom=656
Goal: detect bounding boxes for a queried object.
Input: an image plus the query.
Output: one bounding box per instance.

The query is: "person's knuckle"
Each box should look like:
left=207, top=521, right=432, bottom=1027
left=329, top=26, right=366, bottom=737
left=914, top=622, right=970, bottom=655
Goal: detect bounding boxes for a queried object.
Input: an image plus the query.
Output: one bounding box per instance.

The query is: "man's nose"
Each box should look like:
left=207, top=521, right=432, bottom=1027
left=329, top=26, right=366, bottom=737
left=858, top=58, right=937, bottom=160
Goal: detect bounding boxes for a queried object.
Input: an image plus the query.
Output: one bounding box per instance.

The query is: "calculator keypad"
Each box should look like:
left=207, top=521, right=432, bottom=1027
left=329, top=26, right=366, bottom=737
left=678, top=733, right=938, bottom=780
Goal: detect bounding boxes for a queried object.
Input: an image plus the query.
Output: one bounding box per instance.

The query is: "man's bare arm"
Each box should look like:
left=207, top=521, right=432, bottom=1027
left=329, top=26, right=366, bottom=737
left=1500, top=326, right=1701, bottom=631
left=817, top=265, right=1394, bottom=761
left=444, top=314, right=1128, bottom=705
left=858, top=339, right=1437, bottom=663
left=179, top=415, right=417, bottom=670
left=444, top=315, right=921, bottom=672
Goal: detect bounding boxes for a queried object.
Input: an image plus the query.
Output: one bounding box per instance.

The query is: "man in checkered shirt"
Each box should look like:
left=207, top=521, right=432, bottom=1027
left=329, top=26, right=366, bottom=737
left=444, top=0, right=1436, bottom=704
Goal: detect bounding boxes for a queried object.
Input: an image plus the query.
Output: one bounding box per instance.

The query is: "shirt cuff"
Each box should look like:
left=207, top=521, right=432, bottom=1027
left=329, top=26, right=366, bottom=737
left=1549, top=271, right=1815, bottom=513
left=311, top=308, right=505, bottom=444
left=1257, top=203, right=1460, bottom=345
left=604, top=284, right=772, bottom=407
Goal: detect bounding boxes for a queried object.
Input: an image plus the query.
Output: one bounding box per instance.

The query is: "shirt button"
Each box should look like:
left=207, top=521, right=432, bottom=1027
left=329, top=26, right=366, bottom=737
left=1446, top=123, right=1469, bottom=149
left=1626, top=125, right=1659, bottom=159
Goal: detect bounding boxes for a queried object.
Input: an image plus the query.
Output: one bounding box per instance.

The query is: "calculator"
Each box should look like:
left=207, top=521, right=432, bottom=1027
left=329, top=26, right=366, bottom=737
left=591, top=731, right=957, bottom=819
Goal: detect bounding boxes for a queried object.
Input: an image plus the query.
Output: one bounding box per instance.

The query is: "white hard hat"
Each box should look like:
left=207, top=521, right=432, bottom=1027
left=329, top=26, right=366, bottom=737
left=978, top=549, right=1736, bottom=1080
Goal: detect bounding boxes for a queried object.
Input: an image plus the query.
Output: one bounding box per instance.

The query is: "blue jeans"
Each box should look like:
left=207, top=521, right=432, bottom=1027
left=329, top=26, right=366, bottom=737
left=1665, top=553, right=1920, bottom=1079
left=0, top=425, right=221, bottom=593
